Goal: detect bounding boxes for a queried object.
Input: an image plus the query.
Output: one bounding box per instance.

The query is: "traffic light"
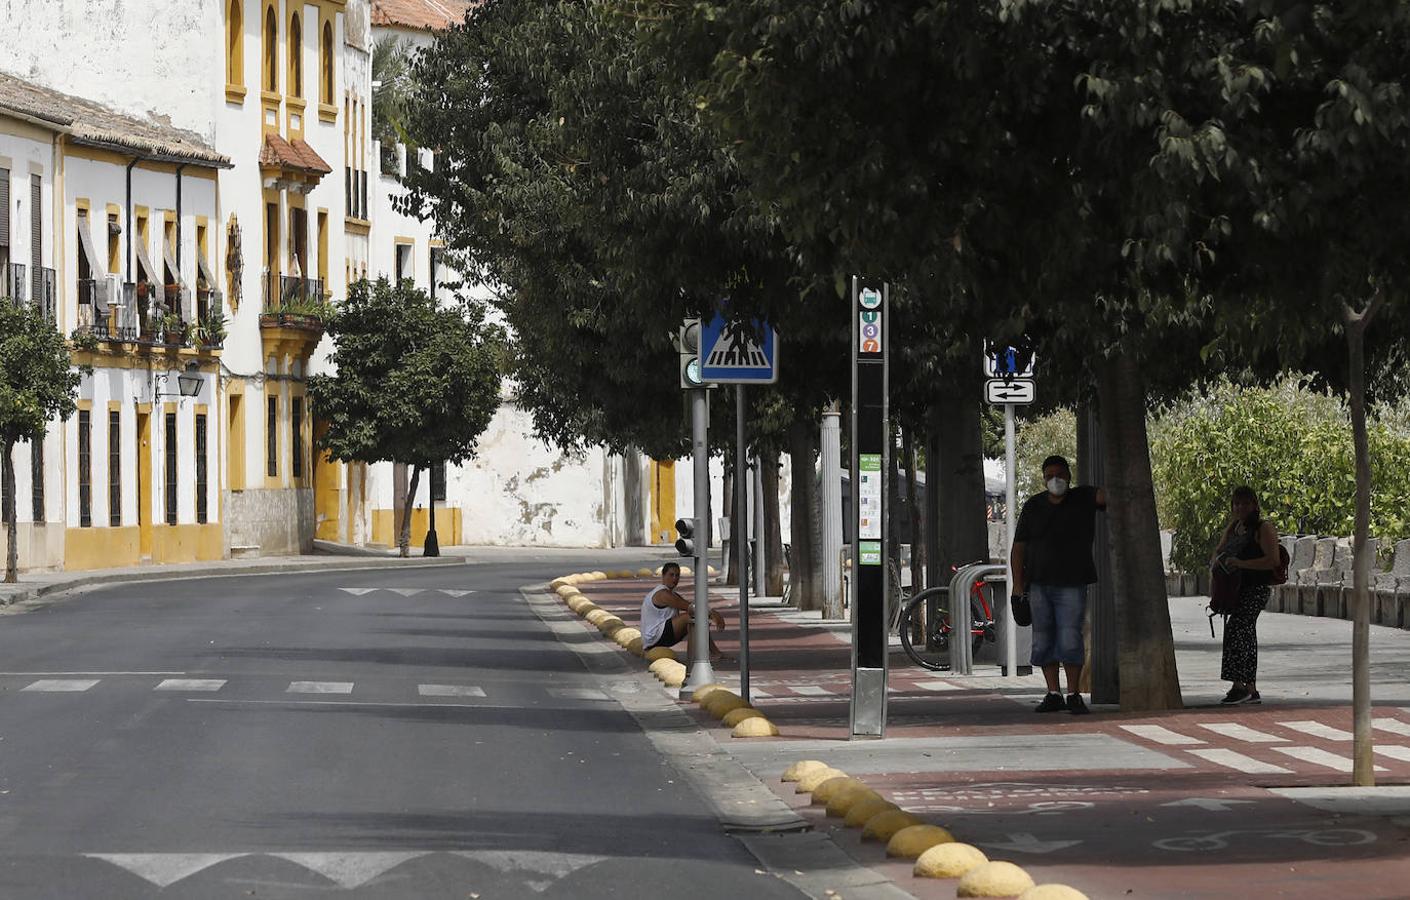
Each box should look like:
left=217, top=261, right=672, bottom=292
left=674, top=517, right=698, bottom=558
left=679, top=318, right=704, bottom=389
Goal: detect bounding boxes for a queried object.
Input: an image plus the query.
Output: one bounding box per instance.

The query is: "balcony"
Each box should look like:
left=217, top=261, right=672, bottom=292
left=1, top=263, right=23, bottom=303
left=2, top=264, right=57, bottom=325
left=260, top=272, right=329, bottom=333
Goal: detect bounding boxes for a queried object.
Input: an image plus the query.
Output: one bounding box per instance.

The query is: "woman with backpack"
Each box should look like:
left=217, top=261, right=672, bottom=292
left=1210, top=486, right=1282, bottom=705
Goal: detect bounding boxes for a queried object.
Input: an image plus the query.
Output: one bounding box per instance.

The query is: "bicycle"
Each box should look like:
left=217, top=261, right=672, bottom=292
left=897, top=560, right=997, bottom=671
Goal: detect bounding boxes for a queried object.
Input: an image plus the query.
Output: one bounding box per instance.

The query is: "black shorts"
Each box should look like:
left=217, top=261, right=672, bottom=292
left=648, top=617, right=683, bottom=650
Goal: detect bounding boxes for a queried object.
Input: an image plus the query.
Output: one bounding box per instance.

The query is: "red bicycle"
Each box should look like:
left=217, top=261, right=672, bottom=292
left=897, top=561, right=998, bottom=671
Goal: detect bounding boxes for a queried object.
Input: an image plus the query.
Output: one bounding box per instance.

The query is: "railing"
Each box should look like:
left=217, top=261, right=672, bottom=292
left=1, top=262, right=24, bottom=303
left=34, top=267, right=56, bottom=323
left=2, top=264, right=56, bottom=325
left=260, top=271, right=327, bottom=332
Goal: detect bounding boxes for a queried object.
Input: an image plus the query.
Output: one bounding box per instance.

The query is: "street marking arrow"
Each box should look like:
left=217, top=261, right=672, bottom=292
left=338, top=588, right=378, bottom=595
left=86, top=853, right=245, bottom=887
left=272, top=851, right=429, bottom=888
left=439, top=589, right=475, bottom=597
left=976, top=833, right=1082, bottom=854
left=1160, top=798, right=1256, bottom=812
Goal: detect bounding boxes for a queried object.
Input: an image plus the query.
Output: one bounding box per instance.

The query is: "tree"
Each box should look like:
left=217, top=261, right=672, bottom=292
left=372, top=37, right=414, bottom=173
left=310, top=278, right=502, bottom=557
left=0, top=303, right=85, bottom=583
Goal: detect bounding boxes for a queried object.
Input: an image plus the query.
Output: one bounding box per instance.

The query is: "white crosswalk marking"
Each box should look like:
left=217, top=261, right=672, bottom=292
left=1281, top=720, right=1354, bottom=741
left=789, top=685, right=832, bottom=696
left=1187, top=748, right=1292, bottom=774
left=1197, top=723, right=1288, bottom=743
left=1119, top=724, right=1205, bottom=746
left=547, top=687, right=610, bottom=701
left=1271, top=746, right=1385, bottom=773
left=417, top=684, right=485, bottom=697
left=915, top=680, right=961, bottom=692
left=1373, top=717, right=1410, bottom=737
left=338, top=588, right=378, bottom=596
left=1373, top=745, right=1410, bottom=762
left=155, top=679, right=226, bottom=692
left=22, top=679, right=100, bottom=692
left=750, top=689, right=771, bottom=698
left=440, top=589, right=474, bottom=597
left=389, top=588, right=422, bottom=597
left=288, top=681, right=354, bottom=694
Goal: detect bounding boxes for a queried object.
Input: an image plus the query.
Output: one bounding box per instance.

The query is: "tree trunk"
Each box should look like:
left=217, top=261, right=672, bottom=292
left=761, top=450, right=785, bottom=596
left=397, top=464, right=421, bottom=558
left=903, top=425, right=924, bottom=590
left=788, top=418, right=821, bottom=610
left=3, top=439, right=16, bottom=584
left=936, top=373, right=989, bottom=571
left=924, top=401, right=944, bottom=592
left=1346, top=296, right=1382, bottom=786
left=1095, top=352, right=1183, bottom=712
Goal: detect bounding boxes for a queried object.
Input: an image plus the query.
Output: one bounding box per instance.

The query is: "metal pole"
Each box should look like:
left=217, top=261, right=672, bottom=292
left=820, top=403, right=844, bottom=618
left=753, top=457, right=766, bottom=596
left=681, top=387, right=716, bottom=695
left=736, top=384, right=750, bottom=703
left=1003, top=402, right=1018, bottom=678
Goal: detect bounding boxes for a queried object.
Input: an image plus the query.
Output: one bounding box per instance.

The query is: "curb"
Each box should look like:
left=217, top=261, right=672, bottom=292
left=526, top=574, right=917, bottom=900
left=0, top=556, right=466, bottom=608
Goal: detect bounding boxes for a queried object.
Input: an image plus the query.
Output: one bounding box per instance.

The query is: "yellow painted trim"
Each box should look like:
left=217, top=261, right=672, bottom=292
left=226, top=0, right=246, bottom=94
left=316, top=208, right=329, bottom=283
left=429, top=238, right=446, bottom=248
left=264, top=389, right=280, bottom=488
left=344, top=218, right=369, bottom=235
left=649, top=459, right=677, bottom=545
left=163, top=401, right=176, bottom=416
left=0, top=116, right=57, bottom=142
left=64, top=144, right=129, bottom=166
left=394, top=235, right=415, bottom=246
left=228, top=386, right=246, bottom=491
left=65, top=526, right=141, bottom=570
left=77, top=399, right=94, bottom=412
left=226, top=83, right=247, bottom=105
left=137, top=409, right=154, bottom=558
left=107, top=400, right=121, bottom=412
left=71, top=349, right=221, bottom=370
left=318, top=102, right=338, bottom=124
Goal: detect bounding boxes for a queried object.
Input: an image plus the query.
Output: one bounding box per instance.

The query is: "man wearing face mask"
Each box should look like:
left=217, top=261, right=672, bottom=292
left=1010, top=455, right=1107, bottom=715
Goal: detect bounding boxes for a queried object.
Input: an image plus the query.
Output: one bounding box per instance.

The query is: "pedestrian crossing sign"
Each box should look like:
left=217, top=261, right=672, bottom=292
left=699, top=315, right=779, bottom=384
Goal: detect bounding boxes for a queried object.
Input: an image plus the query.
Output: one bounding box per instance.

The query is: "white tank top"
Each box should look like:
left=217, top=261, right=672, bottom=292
left=639, top=585, right=675, bottom=646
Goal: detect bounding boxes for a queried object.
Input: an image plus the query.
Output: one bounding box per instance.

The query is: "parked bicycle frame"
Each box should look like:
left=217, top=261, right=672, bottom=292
left=897, top=560, right=999, bottom=671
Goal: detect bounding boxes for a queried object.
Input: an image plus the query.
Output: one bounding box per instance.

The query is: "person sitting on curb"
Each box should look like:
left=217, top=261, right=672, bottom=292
left=1010, top=455, right=1107, bottom=716
left=639, top=562, right=727, bottom=661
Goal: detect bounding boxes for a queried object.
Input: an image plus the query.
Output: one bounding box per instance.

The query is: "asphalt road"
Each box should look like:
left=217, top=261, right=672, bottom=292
left=0, top=559, right=810, bottom=899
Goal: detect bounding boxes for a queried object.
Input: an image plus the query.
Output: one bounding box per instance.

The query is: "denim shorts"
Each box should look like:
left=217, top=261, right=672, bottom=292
left=1029, top=584, right=1087, bottom=666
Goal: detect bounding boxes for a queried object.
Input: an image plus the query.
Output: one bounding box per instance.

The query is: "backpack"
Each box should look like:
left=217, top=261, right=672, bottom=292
left=1271, top=544, right=1291, bottom=586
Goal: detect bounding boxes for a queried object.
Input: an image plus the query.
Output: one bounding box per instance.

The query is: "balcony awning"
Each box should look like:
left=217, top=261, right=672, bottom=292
left=76, top=211, right=107, bottom=313
left=259, top=135, right=332, bottom=182
left=134, top=237, right=159, bottom=285
left=197, top=252, right=218, bottom=290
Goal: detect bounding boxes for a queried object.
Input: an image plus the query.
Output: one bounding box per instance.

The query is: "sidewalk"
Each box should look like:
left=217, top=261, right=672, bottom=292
left=566, top=574, right=1410, bottom=899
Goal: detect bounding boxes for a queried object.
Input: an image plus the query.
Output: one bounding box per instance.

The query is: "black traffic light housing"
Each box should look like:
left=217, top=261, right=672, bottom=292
left=674, top=517, right=698, bottom=558
left=679, top=318, right=703, bottom=389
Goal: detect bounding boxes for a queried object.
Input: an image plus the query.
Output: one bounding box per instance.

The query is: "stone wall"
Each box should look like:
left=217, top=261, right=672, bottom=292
left=224, top=488, right=314, bottom=556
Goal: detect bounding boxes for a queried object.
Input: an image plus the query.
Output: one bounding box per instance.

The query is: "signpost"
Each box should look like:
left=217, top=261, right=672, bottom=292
left=697, top=313, right=779, bottom=705
left=851, top=278, right=888, bottom=738
left=984, top=340, right=1036, bottom=680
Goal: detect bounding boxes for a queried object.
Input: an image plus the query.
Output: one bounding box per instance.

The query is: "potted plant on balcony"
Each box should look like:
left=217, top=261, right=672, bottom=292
left=160, top=312, right=185, bottom=347
left=194, top=312, right=228, bottom=349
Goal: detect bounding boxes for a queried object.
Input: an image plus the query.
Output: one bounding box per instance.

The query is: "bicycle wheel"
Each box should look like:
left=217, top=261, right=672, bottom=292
left=899, top=592, right=952, bottom=671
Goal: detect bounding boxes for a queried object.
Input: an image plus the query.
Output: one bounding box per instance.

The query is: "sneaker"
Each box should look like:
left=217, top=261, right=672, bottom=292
left=1240, top=690, right=1262, bottom=705
left=1067, top=693, right=1091, bottom=715
left=1035, top=693, right=1067, bottom=713
left=1221, top=686, right=1251, bottom=705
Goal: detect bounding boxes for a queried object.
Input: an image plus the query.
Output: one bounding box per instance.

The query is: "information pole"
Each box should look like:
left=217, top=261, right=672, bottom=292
left=1003, top=402, right=1019, bottom=678
left=736, top=384, right=751, bottom=704
left=850, top=277, right=888, bottom=738
left=680, top=387, right=716, bottom=696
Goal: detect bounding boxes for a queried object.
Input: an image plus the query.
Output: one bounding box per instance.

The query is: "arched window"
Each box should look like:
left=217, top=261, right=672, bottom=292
left=289, top=12, right=303, bottom=98
left=320, top=21, right=334, bottom=105
left=226, top=0, right=244, bottom=87
left=263, top=5, right=277, bottom=92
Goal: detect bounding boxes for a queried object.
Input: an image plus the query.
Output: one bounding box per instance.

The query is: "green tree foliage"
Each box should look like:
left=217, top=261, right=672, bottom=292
left=1152, top=379, right=1410, bottom=574
left=1015, top=410, right=1078, bottom=501
left=371, top=37, right=413, bottom=173
left=310, top=278, right=502, bottom=556
left=0, top=303, right=85, bottom=582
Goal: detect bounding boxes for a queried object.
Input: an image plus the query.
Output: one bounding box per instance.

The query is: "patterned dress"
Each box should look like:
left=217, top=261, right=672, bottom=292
left=1219, top=521, right=1273, bottom=684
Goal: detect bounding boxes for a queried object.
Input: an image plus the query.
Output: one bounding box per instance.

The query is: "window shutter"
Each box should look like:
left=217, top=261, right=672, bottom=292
left=30, top=175, right=41, bottom=296
left=0, top=168, right=10, bottom=247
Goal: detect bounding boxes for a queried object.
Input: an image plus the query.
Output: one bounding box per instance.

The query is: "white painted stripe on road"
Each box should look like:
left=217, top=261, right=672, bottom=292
left=1271, top=745, right=1385, bottom=773
left=287, top=681, right=354, bottom=694
left=86, top=854, right=244, bottom=887
left=417, top=684, right=486, bottom=697
left=789, top=685, right=833, bottom=696
left=1374, top=717, right=1410, bottom=737
left=21, top=679, right=100, bottom=692
left=1119, top=724, right=1205, bottom=746
left=1187, top=748, right=1292, bottom=774
left=389, top=588, right=422, bottom=597
left=915, top=680, right=961, bottom=692
left=440, top=589, right=475, bottom=597
left=750, top=689, right=771, bottom=698
left=270, top=852, right=429, bottom=888
left=1197, top=723, right=1288, bottom=743
left=1281, top=720, right=1354, bottom=741
left=338, top=588, right=378, bottom=595
left=1373, top=745, right=1410, bottom=763
left=546, top=687, right=610, bottom=701
left=189, top=698, right=517, bottom=710
left=155, top=679, right=226, bottom=692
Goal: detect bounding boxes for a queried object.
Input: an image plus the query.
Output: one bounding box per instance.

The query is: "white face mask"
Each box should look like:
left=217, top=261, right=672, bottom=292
left=1046, top=477, right=1069, bottom=497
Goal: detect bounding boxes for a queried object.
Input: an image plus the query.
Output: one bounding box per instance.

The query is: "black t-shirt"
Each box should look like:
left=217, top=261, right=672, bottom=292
left=1014, top=484, right=1101, bottom=586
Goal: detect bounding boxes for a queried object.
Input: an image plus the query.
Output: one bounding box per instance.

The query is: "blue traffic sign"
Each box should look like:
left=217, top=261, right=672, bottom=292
left=700, top=315, right=779, bottom=384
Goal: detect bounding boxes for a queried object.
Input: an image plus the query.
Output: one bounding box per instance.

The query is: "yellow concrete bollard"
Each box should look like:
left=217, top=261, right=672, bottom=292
left=722, top=707, right=765, bottom=727
left=583, top=608, right=612, bottom=627
left=810, top=776, right=865, bottom=806
left=1017, top=886, right=1089, bottom=900
left=781, top=760, right=830, bottom=783
left=597, top=615, right=626, bottom=634
left=644, top=647, right=676, bottom=663
left=731, top=717, right=779, bottom=738
left=795, top=767, right=848, bottom=794
left=613, top=627, right=641, bottom=647
left=844, top=796, right=900, bottom=828
left=691, top=683, right=728, bottom=703
left=957, top=862, right=1036, bottom=898
left=861, top=810, right=925, bottom=842
left=704, top=692, right=748, bottom=719
left=913, top=843, right=987, bottom=879
left=637, top=567, right=655, bottom=577
left=660, top=663, right=687, bottom=688
left=648, top=658, right=678, bottom=678
left=588, top=571, right=608, bottom=581
left=826, top=786, right=883, bottom=818
left=886, top=824, right=955, bottom=859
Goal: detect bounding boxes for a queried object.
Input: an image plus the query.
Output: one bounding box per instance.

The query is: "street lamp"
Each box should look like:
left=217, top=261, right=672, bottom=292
left=156, top=361, right=203, bottom=399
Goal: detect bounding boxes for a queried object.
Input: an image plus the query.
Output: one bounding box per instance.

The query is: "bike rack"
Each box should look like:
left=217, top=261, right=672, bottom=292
left=947, top=563, right=1008, bottom=674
